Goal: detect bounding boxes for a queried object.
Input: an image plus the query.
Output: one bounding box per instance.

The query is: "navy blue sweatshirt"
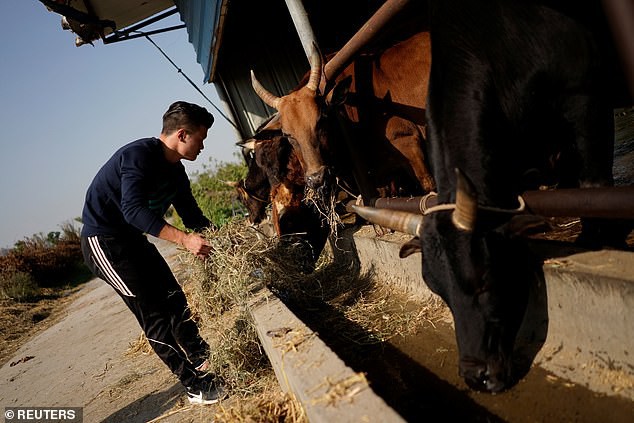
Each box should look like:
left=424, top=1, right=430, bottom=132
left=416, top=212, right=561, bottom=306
left=81, top=137, right=210, bottom=239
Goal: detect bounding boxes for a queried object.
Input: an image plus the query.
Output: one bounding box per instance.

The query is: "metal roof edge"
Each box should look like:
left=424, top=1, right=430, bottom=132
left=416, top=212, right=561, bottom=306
left=207, top=0, right=229, bottom=83
left=173, top=0, right=224, bottom=84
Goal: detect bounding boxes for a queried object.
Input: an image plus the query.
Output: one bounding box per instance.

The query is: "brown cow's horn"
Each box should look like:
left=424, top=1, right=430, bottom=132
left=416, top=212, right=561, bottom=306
left=452, top=168, right=477, bottom=231
left=251, top=70, right=281, bottom=109
left=306, top=42, right=322, bottom=92
left=222, top=180, right=239, bottom=188
left=352, top=205, right=423, bottom=236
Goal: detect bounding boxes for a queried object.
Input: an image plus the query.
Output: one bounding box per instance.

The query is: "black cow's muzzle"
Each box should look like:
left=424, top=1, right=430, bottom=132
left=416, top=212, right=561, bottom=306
left=459, top=356, right=512, bottom=394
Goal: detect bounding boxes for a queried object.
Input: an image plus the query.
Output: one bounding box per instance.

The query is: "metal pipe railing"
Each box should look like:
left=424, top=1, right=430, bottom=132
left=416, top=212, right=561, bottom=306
left=346, top=186, right=634, bottom=219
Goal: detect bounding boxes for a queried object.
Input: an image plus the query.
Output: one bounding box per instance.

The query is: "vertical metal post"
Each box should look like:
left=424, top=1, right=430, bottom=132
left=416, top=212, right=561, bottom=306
left=284, top=0, right=318, bottom=62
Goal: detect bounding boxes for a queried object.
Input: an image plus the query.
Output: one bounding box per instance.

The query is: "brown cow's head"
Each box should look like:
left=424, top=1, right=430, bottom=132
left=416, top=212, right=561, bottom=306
left=251, top=44, right=334, bottom=192
left=354, top=169, right=533, bottom=393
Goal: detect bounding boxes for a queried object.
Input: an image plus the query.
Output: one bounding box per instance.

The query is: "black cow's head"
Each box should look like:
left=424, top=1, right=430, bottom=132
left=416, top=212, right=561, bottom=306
left=354, top=169, right=533, bottom=393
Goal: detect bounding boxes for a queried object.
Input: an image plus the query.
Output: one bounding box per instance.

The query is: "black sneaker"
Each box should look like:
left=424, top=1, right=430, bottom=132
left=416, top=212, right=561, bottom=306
left=186, top=377, right=226, bottom=405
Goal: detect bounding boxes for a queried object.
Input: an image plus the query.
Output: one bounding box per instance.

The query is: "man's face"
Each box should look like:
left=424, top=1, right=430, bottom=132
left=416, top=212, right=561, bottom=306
left=179, top=125, right=208, bottom=161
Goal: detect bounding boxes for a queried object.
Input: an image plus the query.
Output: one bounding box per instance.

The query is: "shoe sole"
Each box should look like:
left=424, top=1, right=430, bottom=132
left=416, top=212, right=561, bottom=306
left=188, top=396, right=221, bottom=405
left=187, top=387, right=226, bottom=405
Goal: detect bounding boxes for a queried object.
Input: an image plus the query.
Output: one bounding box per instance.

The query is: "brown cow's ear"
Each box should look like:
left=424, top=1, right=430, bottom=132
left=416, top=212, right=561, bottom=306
left=328, top=76, right=352, bottom=106
left=399, top=236, right=422, bottom=258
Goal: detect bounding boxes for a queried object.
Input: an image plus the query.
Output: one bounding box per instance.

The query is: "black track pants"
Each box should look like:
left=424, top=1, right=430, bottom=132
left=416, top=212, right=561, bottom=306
left=81, top=235, right=209, bottom=388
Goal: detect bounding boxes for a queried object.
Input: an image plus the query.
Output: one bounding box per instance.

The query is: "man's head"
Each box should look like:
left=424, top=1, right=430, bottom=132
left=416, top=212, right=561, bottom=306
left=162, top=101, right=214, bottom=134
left=161, top=102, right=214, bottom=162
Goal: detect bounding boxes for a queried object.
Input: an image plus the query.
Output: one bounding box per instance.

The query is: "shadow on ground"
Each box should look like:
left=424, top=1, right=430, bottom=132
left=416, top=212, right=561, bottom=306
left=101, top=382, right=183, bottom=423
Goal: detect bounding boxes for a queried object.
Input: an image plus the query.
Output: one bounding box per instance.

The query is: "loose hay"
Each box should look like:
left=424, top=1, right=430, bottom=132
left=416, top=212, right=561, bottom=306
left=304, top=186, right=343, bottom=239
left=309, top=372, right=369, bottom=406
left=177, top=217, right=445, bottom=421
left=125, top=332, right=152, bottom=357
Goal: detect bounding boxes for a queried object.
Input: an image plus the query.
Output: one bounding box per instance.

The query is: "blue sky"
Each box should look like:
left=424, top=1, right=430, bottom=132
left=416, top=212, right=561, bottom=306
left=0, top=2, right=242, bottom=248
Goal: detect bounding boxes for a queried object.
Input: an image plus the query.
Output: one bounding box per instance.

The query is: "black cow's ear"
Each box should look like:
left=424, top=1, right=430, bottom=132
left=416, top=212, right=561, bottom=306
left=328, top=76, right=352, bottom=106
left=399, top=236, right=422, bottom=258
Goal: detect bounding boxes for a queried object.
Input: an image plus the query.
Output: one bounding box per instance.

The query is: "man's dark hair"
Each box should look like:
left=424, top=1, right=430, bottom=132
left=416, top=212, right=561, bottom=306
left=162, top=101, right=214, bottom=134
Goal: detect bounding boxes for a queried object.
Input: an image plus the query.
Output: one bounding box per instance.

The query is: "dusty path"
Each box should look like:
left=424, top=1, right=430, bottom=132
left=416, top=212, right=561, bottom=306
left=0, top=239, right=217, bottom=422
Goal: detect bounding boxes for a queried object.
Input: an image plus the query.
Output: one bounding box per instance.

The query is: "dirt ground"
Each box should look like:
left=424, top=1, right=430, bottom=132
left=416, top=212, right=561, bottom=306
left=0, top=240, right=234, bottom=423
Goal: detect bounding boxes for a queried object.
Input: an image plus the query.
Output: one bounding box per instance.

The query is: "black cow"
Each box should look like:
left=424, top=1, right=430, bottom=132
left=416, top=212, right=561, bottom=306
left=357, top=0, right=631, bottom=393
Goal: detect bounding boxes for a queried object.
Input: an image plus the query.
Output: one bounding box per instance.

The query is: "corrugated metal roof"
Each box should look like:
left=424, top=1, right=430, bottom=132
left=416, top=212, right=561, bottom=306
left=174, top=0, right=225, bottom=83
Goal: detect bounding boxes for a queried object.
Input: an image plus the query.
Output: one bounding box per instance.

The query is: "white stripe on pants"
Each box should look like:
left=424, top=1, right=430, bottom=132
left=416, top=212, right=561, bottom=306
left=87, top=235, right=135, bottom=297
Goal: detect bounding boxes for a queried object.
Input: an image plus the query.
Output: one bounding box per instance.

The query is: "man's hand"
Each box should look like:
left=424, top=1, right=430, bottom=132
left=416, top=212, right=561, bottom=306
left=158, top=223, right=211, bottom=260
left=182, top=232, right=211, bottom=259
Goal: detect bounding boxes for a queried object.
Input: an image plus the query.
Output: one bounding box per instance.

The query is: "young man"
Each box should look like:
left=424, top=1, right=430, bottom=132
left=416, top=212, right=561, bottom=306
left=80, top=101, right=224, bottom=405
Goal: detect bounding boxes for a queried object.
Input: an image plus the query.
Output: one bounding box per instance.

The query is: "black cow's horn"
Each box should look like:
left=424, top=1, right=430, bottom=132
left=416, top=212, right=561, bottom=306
left=251, top=70, right=281, bottom=109
left=352, top=205, right=423, bottom=236
left=452, top=168, right=477, bottom=231
left=306, top=42, right=322, bottom=92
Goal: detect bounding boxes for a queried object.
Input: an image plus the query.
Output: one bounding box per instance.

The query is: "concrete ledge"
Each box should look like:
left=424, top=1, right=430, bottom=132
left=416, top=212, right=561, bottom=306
left=536, top=251, right=634, bottom=398
left=350, top=225, right=634, bottom=400
left=248, top=286, right=406, bottom=423
left=352, top=226, right=432, bottom=300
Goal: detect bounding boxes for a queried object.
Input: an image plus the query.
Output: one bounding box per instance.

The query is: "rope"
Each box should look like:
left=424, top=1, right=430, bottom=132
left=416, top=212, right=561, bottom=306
left=335, top=177, right=359, bottom=200
left=240, top=181, right=269, bottom=204
left=142, top=33, right=240, bottom=131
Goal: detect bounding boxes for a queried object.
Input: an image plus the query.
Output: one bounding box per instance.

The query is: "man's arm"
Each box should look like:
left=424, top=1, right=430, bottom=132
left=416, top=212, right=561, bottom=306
left=172, top=170, right=212, bottom=232
left=158, top=223, right=211, bottom=259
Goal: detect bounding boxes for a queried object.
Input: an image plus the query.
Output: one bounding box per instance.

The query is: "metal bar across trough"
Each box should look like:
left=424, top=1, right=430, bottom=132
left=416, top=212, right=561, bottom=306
left=347, top=186, right=634, bottom=219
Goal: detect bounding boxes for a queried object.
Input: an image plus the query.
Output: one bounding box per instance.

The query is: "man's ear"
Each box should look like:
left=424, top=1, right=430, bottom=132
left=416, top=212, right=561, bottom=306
left=177, top=128, right=187, bottom=142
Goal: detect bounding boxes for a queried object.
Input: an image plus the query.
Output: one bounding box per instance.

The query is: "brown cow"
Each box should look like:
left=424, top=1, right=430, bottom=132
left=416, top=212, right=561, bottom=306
left=251, top=31, right=435, bottom=205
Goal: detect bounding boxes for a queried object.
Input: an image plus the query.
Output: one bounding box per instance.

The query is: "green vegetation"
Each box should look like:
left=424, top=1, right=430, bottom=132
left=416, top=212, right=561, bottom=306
left=171, top=159, right=248, bottom=230
left=0, top=221, right=91, bottom=301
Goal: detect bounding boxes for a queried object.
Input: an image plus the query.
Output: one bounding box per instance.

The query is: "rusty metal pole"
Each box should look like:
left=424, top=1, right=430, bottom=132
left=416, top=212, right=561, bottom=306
left=522, top=186, right=634, bottom=219
left=321, top=0, right=411, bottom=93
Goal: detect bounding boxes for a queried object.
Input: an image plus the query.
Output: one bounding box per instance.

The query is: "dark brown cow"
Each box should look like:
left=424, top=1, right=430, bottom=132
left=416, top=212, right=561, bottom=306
left=233, top=140, right=270, bottom=226
left=235, top=133, right=328, bottom=268
left=251, top=30, right=435, bottom=203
